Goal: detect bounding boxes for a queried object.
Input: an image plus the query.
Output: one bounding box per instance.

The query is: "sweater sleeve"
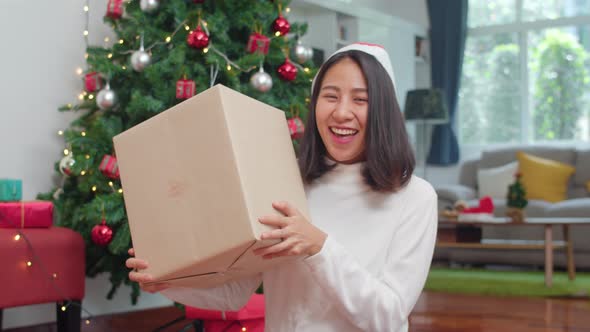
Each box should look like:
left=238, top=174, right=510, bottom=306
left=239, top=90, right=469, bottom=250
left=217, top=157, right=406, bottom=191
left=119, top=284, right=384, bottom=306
left=303, top=183, right=438, bottom=331
left=160, top=274, right=262, bottom=311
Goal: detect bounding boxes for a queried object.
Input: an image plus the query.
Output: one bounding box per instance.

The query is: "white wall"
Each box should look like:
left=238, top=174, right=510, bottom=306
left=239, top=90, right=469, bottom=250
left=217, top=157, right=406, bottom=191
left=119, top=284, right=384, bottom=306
left=0, top=0, right=172, bottom=329
left=0, top=0, right=435, bottom=329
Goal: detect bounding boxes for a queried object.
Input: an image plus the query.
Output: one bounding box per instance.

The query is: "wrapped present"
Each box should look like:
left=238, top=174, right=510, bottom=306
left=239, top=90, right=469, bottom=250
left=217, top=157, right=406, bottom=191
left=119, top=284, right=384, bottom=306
left=186, top=294, right=265, bottom=332
left=176, top=79, right=196, bottom=99
left=0, top=179, right=22, bottom=202
left=0, top=201, right=53, bottom=228
left=99, top=154, right=120, bottom=179
left=85, top=72, right=102, bottom=93
left=106, top=0, right=123, bottom=19
left=287, top=117, right=305, bottom=139
left=247, top=33, right=270, bottom=55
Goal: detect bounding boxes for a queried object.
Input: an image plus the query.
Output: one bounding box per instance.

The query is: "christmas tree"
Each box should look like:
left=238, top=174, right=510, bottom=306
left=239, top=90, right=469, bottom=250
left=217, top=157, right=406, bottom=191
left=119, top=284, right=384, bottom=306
left=507, top=172, right=528, bottom=209
left=38, top=0, right=316, bottom=304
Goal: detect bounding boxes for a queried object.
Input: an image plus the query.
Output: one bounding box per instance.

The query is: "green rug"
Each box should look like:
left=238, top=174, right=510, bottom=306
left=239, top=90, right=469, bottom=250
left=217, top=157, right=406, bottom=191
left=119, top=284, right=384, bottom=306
left=425, top=268, right=590, bottom=298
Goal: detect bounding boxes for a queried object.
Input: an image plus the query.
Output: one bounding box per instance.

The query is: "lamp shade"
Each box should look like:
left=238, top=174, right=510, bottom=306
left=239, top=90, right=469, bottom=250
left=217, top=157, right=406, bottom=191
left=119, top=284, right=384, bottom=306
left=404, top=88, right=449, bottom=124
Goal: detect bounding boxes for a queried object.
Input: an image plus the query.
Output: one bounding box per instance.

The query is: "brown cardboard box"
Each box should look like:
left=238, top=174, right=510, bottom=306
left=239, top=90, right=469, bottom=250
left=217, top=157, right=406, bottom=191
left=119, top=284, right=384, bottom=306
left=113, top=84, right=308, bottom=288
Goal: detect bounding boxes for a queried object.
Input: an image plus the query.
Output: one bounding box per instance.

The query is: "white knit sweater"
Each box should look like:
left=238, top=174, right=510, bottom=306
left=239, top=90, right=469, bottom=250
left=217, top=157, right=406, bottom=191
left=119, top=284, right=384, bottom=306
left=162, top=162, right=438, bottom=331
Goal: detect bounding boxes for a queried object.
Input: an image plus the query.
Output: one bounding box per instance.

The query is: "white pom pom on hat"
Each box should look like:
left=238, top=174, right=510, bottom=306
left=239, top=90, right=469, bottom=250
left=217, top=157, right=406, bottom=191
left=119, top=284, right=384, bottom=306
left=311, top=42, right=396, bottom=94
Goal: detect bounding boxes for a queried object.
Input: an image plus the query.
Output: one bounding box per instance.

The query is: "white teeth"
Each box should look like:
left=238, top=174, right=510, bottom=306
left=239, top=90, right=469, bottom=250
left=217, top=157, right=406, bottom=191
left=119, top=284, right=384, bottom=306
left=330, top=127, right=358, bottom=136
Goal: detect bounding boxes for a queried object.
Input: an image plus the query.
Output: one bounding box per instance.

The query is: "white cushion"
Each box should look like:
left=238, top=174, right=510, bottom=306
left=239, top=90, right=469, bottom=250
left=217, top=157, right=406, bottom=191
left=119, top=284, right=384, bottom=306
left=477, top=161, right=518, bottom=199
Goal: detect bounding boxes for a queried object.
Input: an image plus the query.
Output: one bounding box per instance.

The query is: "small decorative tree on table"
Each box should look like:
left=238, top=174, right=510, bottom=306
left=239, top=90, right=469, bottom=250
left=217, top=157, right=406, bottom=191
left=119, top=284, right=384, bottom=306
left=506, top=172, right=528, bottom=223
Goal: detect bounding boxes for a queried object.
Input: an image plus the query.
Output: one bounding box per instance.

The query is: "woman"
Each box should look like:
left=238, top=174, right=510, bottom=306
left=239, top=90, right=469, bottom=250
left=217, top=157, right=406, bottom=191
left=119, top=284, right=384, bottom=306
left=127, top=43, right=437, bottom=331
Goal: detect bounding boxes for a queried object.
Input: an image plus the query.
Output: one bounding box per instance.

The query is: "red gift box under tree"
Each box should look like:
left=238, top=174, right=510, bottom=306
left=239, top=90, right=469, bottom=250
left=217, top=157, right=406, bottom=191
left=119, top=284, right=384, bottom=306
left=0, top=201, right=53, bottom=228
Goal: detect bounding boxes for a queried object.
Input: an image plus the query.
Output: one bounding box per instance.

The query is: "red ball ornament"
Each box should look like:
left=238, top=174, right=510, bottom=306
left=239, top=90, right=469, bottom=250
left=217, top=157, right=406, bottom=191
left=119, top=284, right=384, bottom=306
left=272, top=14, right=290, bottom=36
left=91, top=219, right=113, bottom=246
left=277, top=58, right=298, bottom=81
left=187, top=25, right=209, bottom=49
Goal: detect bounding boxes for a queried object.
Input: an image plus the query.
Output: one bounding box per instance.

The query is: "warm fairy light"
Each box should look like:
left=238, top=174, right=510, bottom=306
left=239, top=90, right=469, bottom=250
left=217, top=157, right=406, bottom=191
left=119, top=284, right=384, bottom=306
left=67, top=103, right=73, bottom=109
left=104, top=37, right=110, bottom=43
left=84, top=53, right=89, bottom=59
left=305, top=97, right=310, bottom=103
left=81, top=131, right=86, bottom=136
left=14, top=234, right=20, bottom=241
left=165, top=36, right=171, bottom=43
left=83, top=5, right=89, bottom=12
left=309, top=78, right=313, bottom=82
left=242, top=328, right=247, bottom=331
left=122, top=65, right=127, bottom=70
left=80, top=170, right=86, bottom=176
left=203, top=47, right=209, bottom=53
left=85, top=154, right=90, bottom=159
left=53, top=273, right=58, bottom=279
left=136, top=35, right=140, bottom=39
left=108, top=181, right=114, bottom=187
left=119, top=39, right=124, bottom=44
left=64, top=149, right=70, bottom=155
left=83, top=91, right=88, bottom=96
left=61, top=306, right=66, bottom=312
left=185, top=25, right=190, bottom=30
left=88, top=94, right=94, bottom=100
left=26, top=261, right=32, bottom=267
left=286, top=7, right=291, bottom=12
left=76, top=67, right=83, bottom=75
left=85, top=320, right=90, bottom=325
left=92, top=186, right=97, bottom=192
left=107, top=53, right=113, bottom=59
left=83, top=30, right=89, bottom=36
left=304, top=67, right=310, bottom=73
left=203, top=21, right=208, bottom=27
left=78, top=93, right=84, bottom=100
left=275, top=31, right=281, bottom=37
left=227, top=64, right=232, bottom=71
left=58, top=130, right=64, bottom=136
left=118, top=188, right=123, bottom=194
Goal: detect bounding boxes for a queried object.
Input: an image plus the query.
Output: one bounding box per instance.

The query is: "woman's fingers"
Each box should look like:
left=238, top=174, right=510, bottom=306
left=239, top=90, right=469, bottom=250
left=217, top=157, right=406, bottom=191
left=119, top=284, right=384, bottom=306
left=126, top=257, right=149, bottom=270
left=272, top=201, right=300, bottom=217
left=258, top=214, right=288, bottom=228
left=129, top=271, right=154, bottom=283
left=253, top=238, right=295, bottom=258
left=128, top=248, right=135, bottom=256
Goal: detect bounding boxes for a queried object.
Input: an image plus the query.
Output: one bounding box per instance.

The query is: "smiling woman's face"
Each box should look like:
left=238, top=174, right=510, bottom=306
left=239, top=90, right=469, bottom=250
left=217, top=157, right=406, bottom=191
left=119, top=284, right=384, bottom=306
left=315, top=57, right=368, bottom=164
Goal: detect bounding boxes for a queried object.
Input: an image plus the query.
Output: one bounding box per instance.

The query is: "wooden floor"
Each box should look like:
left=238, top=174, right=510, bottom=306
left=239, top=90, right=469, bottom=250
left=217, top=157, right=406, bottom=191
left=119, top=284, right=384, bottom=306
left=5, top=291, right=590, bottom=332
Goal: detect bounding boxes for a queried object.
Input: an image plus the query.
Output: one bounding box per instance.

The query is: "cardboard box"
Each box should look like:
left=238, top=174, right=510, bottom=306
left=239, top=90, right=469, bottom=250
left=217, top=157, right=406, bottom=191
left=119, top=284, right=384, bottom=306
left=113, top=84, right=308, bottom=288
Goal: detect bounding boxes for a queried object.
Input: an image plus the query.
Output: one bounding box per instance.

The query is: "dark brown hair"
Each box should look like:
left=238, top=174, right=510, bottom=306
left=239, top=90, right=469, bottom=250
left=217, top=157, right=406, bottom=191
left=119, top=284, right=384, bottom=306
left=298, top=50, right=415, bottom=192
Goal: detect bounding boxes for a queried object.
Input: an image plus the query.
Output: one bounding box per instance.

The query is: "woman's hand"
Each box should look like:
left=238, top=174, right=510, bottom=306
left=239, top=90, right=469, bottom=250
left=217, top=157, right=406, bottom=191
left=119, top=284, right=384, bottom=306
left=126, top=248, right=171, bottom=293
left=254, top=201, right=327, bottom=259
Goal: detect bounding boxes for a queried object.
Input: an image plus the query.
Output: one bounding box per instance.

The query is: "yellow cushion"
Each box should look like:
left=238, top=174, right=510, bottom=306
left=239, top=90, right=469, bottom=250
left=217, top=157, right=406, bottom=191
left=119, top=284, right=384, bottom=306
left=516, top=152, right=575, bottom=203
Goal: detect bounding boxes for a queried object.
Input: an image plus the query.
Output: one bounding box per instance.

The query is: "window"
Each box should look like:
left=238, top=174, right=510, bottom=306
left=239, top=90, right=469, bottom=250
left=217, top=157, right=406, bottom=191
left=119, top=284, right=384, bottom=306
left=459, top=0, right=590, bottom=145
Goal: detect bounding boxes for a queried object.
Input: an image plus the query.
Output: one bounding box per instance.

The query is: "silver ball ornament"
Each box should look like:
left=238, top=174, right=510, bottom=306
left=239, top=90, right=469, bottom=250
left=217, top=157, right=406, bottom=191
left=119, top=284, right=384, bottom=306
left=131, top=48, right=151, bottom=72
left=140, top=0, right=159, bottom=13
left=96, top=84, right=117, bottom=110
left=59, top=155, right=76, bottom=176
left=294, top=40, right=313, bottom=64
left=250, top=67, right=273, bottom=93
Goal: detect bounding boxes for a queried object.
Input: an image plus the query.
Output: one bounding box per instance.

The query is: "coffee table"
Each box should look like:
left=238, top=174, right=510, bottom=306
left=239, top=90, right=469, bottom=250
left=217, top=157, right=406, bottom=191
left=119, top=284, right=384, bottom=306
left=437, top=217, right=590, bottom=287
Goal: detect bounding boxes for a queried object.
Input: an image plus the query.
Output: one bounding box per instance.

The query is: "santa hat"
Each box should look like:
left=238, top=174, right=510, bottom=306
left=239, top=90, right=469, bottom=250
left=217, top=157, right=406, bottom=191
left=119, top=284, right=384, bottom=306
left=312, top=42, right=396, bottom=94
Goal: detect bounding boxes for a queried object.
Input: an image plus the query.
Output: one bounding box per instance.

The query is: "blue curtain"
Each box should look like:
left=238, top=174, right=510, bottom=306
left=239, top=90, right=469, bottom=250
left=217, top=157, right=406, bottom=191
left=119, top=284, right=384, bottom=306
left=426, top=0, right=468, bottom=165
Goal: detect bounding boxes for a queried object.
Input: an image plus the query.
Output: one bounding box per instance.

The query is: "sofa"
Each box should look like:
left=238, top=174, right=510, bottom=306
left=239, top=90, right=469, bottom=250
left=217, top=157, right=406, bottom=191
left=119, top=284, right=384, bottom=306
left=435, top=145, right=590, bottom=268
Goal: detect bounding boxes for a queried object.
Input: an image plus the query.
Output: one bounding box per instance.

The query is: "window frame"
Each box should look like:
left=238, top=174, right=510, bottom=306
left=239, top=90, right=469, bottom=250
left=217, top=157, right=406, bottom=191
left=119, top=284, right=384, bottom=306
left=460, top=1, right=590, bottom=149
